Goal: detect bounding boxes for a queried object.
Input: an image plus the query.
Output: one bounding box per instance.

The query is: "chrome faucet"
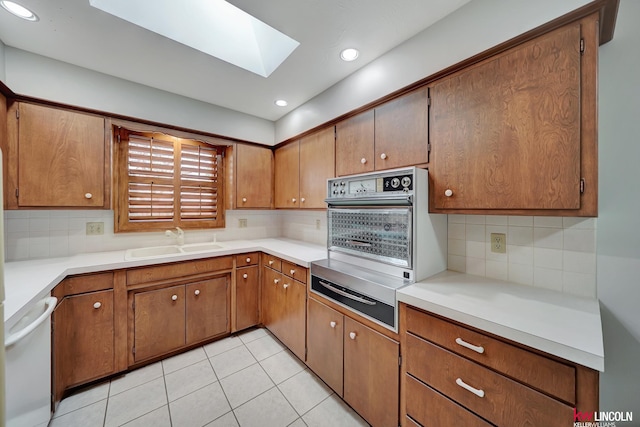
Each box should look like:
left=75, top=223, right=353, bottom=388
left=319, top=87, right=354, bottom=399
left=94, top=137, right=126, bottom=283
left=165, top=227, right=184, bottom=246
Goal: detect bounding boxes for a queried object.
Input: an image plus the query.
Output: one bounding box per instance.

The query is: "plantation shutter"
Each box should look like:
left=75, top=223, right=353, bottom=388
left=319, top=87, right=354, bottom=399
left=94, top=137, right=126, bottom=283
left=179, top=143, right=220, bottom=221
left=115, top=128, right=225, bottom=232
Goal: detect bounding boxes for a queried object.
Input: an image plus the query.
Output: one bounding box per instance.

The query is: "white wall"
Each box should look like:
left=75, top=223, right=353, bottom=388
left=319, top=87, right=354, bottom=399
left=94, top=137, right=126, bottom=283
left=0, top=39, right=5, bottom=82
left=275, top=0, right=590, bottom=142
left=597, top=0, right=640, bottom=417
left=3, top=48, right=275, bottom=145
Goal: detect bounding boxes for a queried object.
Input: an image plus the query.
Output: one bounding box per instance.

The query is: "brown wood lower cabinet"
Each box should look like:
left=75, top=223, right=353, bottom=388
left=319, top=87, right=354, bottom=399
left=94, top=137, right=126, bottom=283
left=52, top=274, right=117, bottom=405
left=235, top=265, right=260, bottom=331
left=132, top=275, right=230, bottom=363
left=400, top=303, right=599, bottom=427
left=307, top=297, right=399, bottom=427
left=261, top=260, right=306, bottom=360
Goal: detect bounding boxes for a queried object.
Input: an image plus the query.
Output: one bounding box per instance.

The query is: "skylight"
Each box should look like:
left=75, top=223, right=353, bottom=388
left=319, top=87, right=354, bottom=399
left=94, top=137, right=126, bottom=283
left=89, top=0, right=300, bottom=78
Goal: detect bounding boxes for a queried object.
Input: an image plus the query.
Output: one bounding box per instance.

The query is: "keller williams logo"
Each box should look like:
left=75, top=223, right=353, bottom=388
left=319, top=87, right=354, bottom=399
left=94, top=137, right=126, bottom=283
left=573, top=408, right=634, bottom=427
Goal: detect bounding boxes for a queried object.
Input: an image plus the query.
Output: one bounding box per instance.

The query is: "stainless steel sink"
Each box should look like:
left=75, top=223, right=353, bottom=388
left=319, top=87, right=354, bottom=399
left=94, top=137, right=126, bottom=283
left=125, top=242, right=225, bottom=260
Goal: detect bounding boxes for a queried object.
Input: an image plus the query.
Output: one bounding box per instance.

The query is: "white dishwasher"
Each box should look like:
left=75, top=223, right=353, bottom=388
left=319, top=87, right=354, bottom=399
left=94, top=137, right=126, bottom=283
left=5, top=296, right=57, bottom=427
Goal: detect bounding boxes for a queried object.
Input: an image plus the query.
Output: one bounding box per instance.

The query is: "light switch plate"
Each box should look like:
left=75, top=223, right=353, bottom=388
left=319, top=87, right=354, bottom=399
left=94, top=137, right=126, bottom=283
left=238, top=218, right=248, bottom=228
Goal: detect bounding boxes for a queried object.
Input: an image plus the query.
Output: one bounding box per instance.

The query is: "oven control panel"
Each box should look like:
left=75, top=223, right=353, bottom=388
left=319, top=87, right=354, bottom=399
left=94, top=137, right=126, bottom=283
left=327, top=167, right=418, bottom=199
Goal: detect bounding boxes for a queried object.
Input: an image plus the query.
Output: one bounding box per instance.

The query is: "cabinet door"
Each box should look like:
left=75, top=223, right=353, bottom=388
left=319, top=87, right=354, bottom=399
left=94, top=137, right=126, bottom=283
left=186, top=276, right=229, bottom=345
left=134, top=285, right=185, bottom=362
left=279, top=278, right=307, bottom=360
left=344, top=317, right=399, bottom=427
left=274, top=141, right=300, bottom=208
left=299, top=127, right=335, bottom=208
left=236, top=144, right=273, bottom=208
left=261, top=267, right=283, bottom=331
left=307, top=298, right=344, bottom=395
left=430, top=23, right=581, bottom=210
left=374, top=88, right=428, bottom=170
left=236, top=266, right=260, bottom=331
left=53, top=290, right=115, bottom=398
left=17, top=103, right=106, bottom=207
left=336, top=111, right=375, bottom=176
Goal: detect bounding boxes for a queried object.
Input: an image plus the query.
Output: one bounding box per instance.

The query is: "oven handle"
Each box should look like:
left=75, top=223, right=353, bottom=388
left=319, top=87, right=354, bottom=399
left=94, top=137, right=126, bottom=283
left=345, top=239, right=372, bottom=247
left=318, top=280, right=377, bottom=306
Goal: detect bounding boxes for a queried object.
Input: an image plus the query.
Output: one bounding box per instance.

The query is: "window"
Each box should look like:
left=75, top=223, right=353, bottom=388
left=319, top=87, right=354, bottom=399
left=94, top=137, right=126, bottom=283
left=113, top=127, right=225, bottom=232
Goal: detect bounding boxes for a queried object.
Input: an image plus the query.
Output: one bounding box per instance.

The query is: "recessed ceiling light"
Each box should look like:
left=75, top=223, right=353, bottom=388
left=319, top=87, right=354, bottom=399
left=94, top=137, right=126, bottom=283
left=1, top=1, right=38, bottom=21
left=340, top=48, right=359, bottom=62
left=275, top=100, right=288, bottom=107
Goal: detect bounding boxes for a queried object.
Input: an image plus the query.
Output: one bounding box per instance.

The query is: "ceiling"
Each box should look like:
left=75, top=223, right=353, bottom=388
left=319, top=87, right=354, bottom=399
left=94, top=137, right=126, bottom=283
left=0, top=0, right=471, bottom=121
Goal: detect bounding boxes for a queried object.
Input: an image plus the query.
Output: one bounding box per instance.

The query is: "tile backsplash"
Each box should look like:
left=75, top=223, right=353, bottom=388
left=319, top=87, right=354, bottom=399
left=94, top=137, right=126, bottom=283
left=447, top=215, right=597, bottom=298
left=4, top=208, right=595, bottom=298
left=3, top=209, right=283, bottom=261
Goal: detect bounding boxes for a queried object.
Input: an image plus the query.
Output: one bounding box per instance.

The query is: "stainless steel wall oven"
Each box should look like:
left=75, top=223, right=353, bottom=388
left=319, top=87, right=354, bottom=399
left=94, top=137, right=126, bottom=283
left=311, top=167, right=447, bottom=331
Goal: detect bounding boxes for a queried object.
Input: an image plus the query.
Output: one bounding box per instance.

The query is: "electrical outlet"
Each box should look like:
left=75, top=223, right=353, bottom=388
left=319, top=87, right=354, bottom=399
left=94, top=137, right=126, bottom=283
left=316, top=219, right=321, bottom=230
left=490, top=233, right=506, bottom=253
left=238, top=218, right=248, bottom=228
left=86, top=222, right=104, bottom=235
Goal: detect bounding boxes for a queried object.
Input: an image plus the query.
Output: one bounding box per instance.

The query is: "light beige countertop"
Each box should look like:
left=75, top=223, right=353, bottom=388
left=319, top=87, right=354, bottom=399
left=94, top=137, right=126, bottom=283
left=4, top=238, right=326, bottom=330
left=398, top=270, right=604, bottom=371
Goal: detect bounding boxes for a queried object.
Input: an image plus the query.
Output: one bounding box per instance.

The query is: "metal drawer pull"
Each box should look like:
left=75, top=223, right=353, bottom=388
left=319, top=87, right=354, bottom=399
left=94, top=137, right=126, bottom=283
left=274, top=279, right=280, bottom=284
left=246, top=257, right=251, bottom=263
left=349, top=332, right=357, bottom=340
left=456, top=378, right=485, bottom=398
left=283, top=283, right=289, bottom=289
left=243, top=273, right=248, bottom=279
left=171, top=295, right=178, bottom=301
left=93, top=302, right=101, bottom=309
left=318, top=280, right=376, bottom=305
left=345, top=239, right=372, bottom=247
left=455, top=337, right=485, bottom=354
left=269, top=260, right=274, bottom=265
left=330, top=321, right=336, bottom=328
left=194, top=290, right=200, bottom=296
left=290, top=269, right=295, bottom=275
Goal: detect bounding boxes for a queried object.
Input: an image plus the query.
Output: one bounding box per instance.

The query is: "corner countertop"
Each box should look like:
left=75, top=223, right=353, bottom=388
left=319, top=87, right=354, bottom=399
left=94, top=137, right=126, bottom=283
left=397, top=270, right=604, bottom=372
left=4, top=238, right=326, bottom=331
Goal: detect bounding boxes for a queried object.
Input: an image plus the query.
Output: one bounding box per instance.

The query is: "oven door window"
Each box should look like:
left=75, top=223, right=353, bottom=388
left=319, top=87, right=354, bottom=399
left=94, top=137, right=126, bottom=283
left=328, top=207, right=412, bottom=268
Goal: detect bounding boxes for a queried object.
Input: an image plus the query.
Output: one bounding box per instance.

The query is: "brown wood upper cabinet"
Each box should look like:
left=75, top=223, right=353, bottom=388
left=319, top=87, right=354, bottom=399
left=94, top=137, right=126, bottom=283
left=275, top=127, right=335, bottom=208
left=335, top=88, right=428, bottom=176
left=235, top=143, right=273, bottom=208
left=6, top=102, right=108, bottom=209
left=429, top=15, right=598, bottom=215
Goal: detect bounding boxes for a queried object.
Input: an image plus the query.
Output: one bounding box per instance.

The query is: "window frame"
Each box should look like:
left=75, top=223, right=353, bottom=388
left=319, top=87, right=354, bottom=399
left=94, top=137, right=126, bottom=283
left=113, top=126, right=226, bottom=233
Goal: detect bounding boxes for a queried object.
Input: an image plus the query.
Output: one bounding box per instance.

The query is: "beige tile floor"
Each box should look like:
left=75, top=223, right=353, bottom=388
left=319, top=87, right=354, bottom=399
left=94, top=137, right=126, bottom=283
left=50, top=328, right=370, bottom=427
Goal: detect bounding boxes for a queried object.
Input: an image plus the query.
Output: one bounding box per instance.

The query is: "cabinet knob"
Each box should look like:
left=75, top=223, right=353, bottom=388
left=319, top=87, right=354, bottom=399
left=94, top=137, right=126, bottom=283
left=243, top=273, right=248, bottom=279
left=242, top=197, right=247, bottom=203
left=274, top=278, right=280, bottom=284
left=301, top=198, right=305, bottom=203
left=246, top=257, right=251, bottom=263
left=283, top=283, right=289, bottom=289
left=330, top=321, right=336, bottom=328
left=290, top=269, right=295, bottom=275
left=444, top=189, right=453, bottom=197
left=85, top=192, right=93, bottom=199
left=171, top=294, right=178, bottom=301
left=194, top=290, right=200, bottom=296
left=269, top=260, right=274, bottom=265
left=349, top=332, right=357, bottom=340
left=360, top=158, right=367, bottom=164
left=380, top=153, right=387, bottom=160
left=93, top=302, right=101, bottom=309
left=292, top=198, right=297, bottom=203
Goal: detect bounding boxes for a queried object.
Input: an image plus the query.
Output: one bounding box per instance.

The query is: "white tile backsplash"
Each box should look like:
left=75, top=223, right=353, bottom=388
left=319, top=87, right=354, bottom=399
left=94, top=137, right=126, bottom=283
left=448, top=214, right=597, bottom=298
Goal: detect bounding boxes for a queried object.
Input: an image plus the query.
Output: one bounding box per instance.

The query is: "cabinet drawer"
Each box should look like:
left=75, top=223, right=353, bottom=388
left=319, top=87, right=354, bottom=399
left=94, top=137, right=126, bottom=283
left=236, top=252, right=259, bottom=267
left=406, top=333, right=573, bottom=427
left=282, top=260, right=307, bottom=284
left=56, top=272, right=113, bottom=296
left=127, top=257, right=233, bottom=285
left=405, top=307, right=575, bottom=403
left=405, top=374, right=492, bottom=427
left=263, top=255, right=282, bottom=272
